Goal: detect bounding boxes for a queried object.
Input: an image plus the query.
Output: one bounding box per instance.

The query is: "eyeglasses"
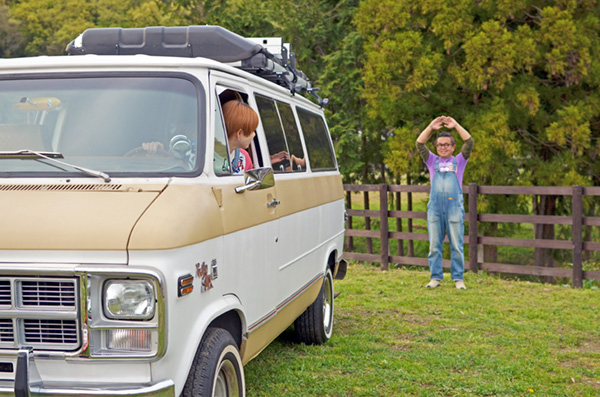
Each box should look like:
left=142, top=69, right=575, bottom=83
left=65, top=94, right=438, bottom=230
left=436, top=143, right=453, bottom=148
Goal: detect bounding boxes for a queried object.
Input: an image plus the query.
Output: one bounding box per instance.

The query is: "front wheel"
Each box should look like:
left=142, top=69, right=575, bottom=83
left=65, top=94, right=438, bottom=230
left=181, top=327, right=245, bottom=397
left=294, top=268, right=334, bottom=345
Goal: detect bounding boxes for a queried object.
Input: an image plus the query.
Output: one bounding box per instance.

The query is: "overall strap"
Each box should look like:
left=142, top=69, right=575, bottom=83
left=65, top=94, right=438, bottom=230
left=434, top=156, right=457, bottom=173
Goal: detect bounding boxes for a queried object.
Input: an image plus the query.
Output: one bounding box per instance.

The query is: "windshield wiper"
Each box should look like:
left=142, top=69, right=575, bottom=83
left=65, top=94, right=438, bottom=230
left=0, top=150, right=64, bottom=159
left=0, top=149, right=111, bottom=182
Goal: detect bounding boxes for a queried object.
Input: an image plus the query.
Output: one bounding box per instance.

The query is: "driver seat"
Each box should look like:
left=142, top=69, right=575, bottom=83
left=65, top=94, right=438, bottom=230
left=0, top=124, right=45, bottom=151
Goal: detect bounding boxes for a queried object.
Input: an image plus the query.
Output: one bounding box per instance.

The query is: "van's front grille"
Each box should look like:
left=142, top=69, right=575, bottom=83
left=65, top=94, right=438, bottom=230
left=0, top=281, right=10, bottom=305
left=21, top=280, right=76, bottom=307
left=0, top=319, right=14, bottom=342
left=0, top=277, right=80, bottom=351
left=23, top=319, right=78, bottom=344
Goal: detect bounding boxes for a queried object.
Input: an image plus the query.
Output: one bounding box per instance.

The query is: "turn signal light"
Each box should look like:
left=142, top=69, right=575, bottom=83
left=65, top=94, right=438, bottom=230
left=178, top=274, right=194, bottom=297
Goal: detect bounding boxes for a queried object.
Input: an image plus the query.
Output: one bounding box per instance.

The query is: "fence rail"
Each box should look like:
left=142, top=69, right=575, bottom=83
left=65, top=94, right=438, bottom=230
left=343, top=183, right=600, bottom=288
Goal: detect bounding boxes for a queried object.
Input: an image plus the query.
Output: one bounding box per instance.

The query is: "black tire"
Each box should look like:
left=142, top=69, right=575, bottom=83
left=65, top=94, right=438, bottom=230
left=294, top=268, right=334, bottom=345
left=181, top=327, right=245, bottom=397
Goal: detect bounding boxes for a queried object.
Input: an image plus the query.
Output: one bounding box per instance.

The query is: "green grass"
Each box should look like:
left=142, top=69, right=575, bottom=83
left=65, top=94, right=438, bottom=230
left=245, top=263, right=600, bottom=396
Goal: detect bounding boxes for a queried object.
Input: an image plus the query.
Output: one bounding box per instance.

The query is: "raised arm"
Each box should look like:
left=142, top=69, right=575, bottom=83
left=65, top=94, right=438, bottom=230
left=443, top=117, right=473, bottom=159
left=442, top=117, right=471, bottom=141
left=417, top=117, right=446, bottom=144
left=416, top=117, right=446, bottom=162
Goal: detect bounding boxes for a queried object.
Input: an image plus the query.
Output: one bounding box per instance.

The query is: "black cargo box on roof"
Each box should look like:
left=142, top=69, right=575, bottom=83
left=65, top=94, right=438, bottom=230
left=66, top=25, right=328, bottom=106
left=66, top=26, right=263, bottom=63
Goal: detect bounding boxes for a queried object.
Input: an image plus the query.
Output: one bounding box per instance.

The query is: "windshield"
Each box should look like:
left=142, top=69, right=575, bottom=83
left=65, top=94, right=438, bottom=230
left=0, top=75, right=203, bottom=177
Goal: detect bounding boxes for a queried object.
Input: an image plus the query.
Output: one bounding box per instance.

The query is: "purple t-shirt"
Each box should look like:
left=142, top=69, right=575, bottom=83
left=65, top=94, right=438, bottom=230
left=424, top=152, right=469, bottom=187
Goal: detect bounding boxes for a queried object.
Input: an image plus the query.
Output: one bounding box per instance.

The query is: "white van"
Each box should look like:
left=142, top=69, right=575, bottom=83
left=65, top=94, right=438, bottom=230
left=0, top=26, right=346, bottom=396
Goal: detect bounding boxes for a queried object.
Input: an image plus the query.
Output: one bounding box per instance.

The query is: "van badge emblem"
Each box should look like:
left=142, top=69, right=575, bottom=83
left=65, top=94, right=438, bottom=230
left=196, top=262, right=214, bottom=292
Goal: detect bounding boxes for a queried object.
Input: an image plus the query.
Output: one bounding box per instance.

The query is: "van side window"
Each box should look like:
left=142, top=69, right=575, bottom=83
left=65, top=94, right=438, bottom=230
left=277, top=103, right=305, bottom=172
left=213, top=100, right=231, bottom=175
left=255, top=95, right=289, bottom=173
left=296, top=108, right=336, bottom=171
left=255, top=95, right=305, bottom=173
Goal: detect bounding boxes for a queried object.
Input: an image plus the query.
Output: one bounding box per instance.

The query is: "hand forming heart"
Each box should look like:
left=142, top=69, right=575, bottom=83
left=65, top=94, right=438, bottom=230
left=430, top=116, right=457, bottom=131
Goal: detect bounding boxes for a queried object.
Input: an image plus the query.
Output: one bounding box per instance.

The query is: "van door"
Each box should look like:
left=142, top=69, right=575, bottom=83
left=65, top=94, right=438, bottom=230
left=208, top=73, right=280, bottom=337
left=253, top=95, right=328, bottom=311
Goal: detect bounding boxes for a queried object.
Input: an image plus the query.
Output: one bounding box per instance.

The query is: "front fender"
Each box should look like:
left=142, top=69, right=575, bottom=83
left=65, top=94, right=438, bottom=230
left=151, top=293, right=246, bottom=396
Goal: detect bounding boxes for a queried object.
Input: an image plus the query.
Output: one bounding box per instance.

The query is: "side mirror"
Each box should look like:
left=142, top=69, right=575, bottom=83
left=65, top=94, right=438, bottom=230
left=235, top=167, right=274, bottom=194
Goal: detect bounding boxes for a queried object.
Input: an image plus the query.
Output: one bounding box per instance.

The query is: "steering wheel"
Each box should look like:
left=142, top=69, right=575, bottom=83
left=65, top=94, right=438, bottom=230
left=125, top=136, right=193, bottom=158
left=124, top=144, right=171, bottom=157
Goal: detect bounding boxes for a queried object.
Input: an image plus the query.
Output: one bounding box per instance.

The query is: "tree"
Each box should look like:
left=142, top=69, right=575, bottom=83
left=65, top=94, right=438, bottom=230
left=354, top=0, right=600, bottom=268
left=10, top=0, right=96, bottom=55
left=8, top=0, right=178, bottom=56
left=0, top=0, right=24, bottom=57
left=320, top=31, right=369, bottom=183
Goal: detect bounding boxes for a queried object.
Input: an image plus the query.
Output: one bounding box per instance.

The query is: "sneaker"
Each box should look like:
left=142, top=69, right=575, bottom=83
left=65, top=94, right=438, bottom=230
left=426, top=279, right=441, bottom=288
left=455, top=280, right=467, bottom=290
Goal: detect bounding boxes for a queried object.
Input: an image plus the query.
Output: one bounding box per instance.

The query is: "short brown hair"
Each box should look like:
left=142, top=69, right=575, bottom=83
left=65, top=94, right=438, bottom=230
left=435, top=132, right=455, bottom=145
left=222, top=100, right=259, bottom=138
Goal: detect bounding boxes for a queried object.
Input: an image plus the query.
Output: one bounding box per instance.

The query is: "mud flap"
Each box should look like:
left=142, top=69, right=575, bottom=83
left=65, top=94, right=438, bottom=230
left=334, top=258, right=347, bottom=280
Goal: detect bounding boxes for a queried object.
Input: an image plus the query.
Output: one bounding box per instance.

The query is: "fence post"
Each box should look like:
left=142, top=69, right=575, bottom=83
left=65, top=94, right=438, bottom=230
left=345, top=190, right=354, bottom=251
left=468, top=183, right=478, bottom=273
left=572, top=185, right=583, bottom=288
left=395, top=188, right=404, bottom=256
left=407, top=182, right=414, bottom=257
left=364, top=191, right=373, bottom=254
left=380, top=184, right=389, bottom=271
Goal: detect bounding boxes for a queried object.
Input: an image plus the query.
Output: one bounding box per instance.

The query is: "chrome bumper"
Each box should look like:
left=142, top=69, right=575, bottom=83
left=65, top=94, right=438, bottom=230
left=0, top=349, right=175, bottom=397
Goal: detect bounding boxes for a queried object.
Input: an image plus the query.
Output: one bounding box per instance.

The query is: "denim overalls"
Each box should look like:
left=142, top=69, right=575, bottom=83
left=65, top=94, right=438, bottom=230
left=427, top=156, right=465, bottom=281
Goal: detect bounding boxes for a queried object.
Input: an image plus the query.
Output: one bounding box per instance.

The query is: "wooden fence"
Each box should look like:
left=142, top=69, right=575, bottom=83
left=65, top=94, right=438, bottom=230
left=343, top=183, right=600, bottom=288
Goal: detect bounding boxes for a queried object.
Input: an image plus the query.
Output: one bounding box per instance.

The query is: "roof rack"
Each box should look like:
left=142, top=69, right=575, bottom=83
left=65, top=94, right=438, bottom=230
left=65, top=25, right=328, bottom=106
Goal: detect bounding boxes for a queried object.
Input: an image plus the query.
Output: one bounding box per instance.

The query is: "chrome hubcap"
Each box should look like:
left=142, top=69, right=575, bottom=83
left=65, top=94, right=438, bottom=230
left=322, top=276, right=333, bottom=334
left=214, top=358, right=240, bottom=397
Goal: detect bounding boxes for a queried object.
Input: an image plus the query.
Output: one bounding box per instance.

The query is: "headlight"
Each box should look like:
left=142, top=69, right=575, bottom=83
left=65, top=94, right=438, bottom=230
left=103, top=280, right=155, bottom=320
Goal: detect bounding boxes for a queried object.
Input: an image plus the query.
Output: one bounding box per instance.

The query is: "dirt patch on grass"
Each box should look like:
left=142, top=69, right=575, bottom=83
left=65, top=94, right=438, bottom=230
left=574, top=342, right=600, bottom=354
left=402, top=313, right=430, bottom=326
left=388, top=338, right=414, bottom=351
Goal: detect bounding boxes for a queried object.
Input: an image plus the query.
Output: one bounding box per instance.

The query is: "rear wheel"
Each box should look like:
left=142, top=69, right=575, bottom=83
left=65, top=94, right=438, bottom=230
left=294, top=268, right=334, bottom=345
left=181, top=327, right=245, bottom=397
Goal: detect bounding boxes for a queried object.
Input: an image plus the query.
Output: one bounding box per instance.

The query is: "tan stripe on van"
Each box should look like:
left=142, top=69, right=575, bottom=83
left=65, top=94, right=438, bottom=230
left=128, top=184, right=224, bottom=250
left=274, top=174, right=344, bottom=218
left=128, top=173, right=343, bottom=250
left=242, top=275, right=322, bottom=364
left=0, top=189, right=160, bottom=250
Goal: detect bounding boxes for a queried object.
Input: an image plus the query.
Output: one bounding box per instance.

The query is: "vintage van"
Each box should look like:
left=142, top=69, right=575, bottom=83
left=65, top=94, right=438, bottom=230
left=0, top=26, right=346, bottom=396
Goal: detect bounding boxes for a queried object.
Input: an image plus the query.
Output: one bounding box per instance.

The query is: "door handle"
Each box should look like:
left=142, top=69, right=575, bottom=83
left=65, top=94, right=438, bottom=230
left=267, top=199, right=280, bottom=208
